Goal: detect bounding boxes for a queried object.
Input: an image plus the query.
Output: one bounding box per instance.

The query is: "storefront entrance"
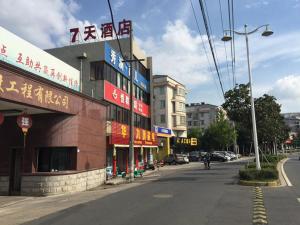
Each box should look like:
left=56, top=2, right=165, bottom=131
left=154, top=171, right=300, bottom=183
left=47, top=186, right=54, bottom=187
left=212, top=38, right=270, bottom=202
left=9, top=148, right=23, bottom=195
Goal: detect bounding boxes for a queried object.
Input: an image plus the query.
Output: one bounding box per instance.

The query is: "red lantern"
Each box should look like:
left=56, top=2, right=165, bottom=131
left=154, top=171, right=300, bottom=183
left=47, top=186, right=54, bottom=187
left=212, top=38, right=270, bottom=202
left=17, top=113, right=32, bottom=134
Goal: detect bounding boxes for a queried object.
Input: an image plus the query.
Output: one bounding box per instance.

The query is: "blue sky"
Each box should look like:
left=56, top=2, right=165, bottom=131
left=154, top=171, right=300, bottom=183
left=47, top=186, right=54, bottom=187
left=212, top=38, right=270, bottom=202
left=1, top=0, right=300, bottom=112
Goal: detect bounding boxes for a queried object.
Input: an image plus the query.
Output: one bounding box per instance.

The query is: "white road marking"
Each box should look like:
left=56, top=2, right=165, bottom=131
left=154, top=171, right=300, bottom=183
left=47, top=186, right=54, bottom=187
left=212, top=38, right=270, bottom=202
left=281, top=158, right=293, bottom=186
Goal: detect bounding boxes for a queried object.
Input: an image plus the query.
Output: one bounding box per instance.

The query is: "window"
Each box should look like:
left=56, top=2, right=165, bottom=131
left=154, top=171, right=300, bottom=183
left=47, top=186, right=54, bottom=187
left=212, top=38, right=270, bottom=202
left=193, top=113, right=198, bottom=120
left=193, top=121, right=198, bottom=126
left=37, top=147, right=76, bottom=172
left=187, top=113, right=192, bottom=118
left=172, top=102, right=176, bottom=113
left=200, top=112, right=204, bottom=117
left=160, top=114, right=166, bottom=123
left=117, top=73, right=121, bottom=89
left=188, top=121, right=192, bottom=126
left=201, top=120, right=205, bottom=125
left=173, top=88, right=176, bottom=98
left=90, top=61, right=104, bottom=80
left=160, top=100, right=165, bottom=109
left=122, top=76, right=127, bottom=92
left=159, top=87, right=165, bottom=95
left=172, top=116, right=177, bottom=126
left=180, top=116, right=186, bottom=125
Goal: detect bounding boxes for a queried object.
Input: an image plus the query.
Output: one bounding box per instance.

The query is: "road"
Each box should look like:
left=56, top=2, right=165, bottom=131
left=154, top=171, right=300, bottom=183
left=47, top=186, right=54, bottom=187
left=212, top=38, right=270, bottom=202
left=264, top=155, right=300, bottom=225
left=22, top=160, right=253, bottom=225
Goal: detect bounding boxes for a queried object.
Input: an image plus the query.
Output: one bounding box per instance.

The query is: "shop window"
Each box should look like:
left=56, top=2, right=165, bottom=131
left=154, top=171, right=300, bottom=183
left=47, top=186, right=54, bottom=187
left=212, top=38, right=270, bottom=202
left=37, top=147, right=76, bottom=172
left=117, top=72, right=122, bottom=89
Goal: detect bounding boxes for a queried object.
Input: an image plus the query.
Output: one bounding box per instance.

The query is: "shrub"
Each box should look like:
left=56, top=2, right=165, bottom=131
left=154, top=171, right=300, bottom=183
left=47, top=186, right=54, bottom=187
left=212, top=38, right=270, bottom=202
left=254, top=154, right=287, bottom=163
left=239, top=168, right=278, bottom=181
left=245, top=162, right=276, bottom=170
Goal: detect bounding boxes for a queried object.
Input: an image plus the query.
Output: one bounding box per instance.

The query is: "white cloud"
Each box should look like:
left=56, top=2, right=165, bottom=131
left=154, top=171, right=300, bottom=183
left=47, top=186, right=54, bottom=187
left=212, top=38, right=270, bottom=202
left=136, top=20, right=222, bottom=88
left=268, top=75, right=300, bottom=112
left=0, top=0, right=91, bottom=49
left=245, top=1, right=269, bottom=9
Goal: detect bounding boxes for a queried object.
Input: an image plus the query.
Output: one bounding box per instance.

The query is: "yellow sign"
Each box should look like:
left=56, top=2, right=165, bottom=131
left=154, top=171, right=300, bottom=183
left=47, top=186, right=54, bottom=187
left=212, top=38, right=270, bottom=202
left=176, top=137, right=198, bottom=146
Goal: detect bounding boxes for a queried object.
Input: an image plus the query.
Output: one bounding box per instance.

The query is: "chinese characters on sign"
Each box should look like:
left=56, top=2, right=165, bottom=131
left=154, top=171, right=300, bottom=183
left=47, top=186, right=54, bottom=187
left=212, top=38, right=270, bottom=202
left=104, top=42, right=150, bottom=93
left=110, top=121, right=157, bottom=146
left=0, top=73, right=69, bottom=110
left=104, top=81, right=150, bottom=118
left=176, top=137, right=198, bottom=146
left=70, top=19, right=131, bottom=44
left=0, top=26, right=80, bottom=91
left=17, top=113, right=32, bottom=133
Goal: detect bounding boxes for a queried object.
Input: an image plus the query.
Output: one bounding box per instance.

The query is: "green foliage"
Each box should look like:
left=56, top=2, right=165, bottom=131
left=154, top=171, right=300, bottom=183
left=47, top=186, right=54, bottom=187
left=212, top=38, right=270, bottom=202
left=245, top=162, right=276, bottom=170
left=258, top=154, right=287, bottom=163
left=222, top=84, right=290, bottom=152
left=239, top=168, right=278, bottom=181
left=187, top=128, right=203, bottom=139
left=201, top=111, right=237, bottom=151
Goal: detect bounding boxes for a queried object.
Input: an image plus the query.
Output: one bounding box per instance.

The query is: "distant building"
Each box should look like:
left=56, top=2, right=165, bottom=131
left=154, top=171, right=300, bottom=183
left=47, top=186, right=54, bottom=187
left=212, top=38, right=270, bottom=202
left=282, top=113, right=300, bottom=134
left=186, top=102, right=226, bottom=130
left=153, top=75, right=187, bottom=138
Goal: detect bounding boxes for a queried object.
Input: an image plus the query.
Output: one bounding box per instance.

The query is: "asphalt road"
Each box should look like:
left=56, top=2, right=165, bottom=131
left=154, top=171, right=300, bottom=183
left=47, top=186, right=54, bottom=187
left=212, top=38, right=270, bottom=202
left=24, top=160, right=253, bottom=225
left=264, top=155, right=300, bottom=225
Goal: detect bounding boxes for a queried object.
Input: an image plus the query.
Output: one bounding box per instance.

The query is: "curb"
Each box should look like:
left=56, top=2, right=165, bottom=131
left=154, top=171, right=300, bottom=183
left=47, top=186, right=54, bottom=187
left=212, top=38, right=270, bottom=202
left=279, top=158, right=292, bottom=187
left=239, top=179, right=279, bottom=187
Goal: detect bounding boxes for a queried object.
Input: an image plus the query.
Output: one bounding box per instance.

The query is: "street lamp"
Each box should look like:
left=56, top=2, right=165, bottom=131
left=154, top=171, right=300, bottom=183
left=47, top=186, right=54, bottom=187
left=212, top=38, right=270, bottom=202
left=222, top=24, right=274, bottom=170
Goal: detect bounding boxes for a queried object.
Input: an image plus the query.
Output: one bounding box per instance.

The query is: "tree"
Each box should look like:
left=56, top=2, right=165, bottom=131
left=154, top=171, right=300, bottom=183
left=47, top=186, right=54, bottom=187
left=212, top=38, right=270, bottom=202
left=222, top=84, right=252, bottom=150
left=187, top=127, right=203, bottom=139
left=255, top=94, right=290, bottom=152
left=201, top=111, right=237, bottom=151
left=222, top=84, right=289, bottom=154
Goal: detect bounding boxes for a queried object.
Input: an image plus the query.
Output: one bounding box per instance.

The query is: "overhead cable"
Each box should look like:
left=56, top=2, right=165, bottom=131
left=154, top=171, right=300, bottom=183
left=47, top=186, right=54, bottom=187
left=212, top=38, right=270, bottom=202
left=190, top=0, right=223, bottom=100
left=198, top=0, right=225, bottom=97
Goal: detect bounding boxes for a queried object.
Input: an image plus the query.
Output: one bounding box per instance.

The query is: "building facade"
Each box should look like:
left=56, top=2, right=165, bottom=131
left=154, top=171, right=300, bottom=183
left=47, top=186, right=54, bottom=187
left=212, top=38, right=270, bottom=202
left=0, top=27, right=107, bottom=196
left=47, top=38, right=158, bottom=178
left=186, top=102, right=225, bottom=130
left=153, top=75, right=187, bottom=138
left=282, top=113, right=300, bottom=134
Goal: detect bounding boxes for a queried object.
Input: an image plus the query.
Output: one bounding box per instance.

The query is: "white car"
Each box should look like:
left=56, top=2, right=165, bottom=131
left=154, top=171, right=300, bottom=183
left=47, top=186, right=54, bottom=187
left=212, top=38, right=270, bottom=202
left=183, top=154, right=189, bottom=163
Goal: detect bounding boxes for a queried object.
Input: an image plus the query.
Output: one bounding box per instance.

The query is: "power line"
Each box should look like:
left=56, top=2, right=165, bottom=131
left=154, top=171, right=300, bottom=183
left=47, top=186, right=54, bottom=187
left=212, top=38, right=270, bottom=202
left=189, top=0, right=223, bottom=100
left=198, top=0, right=225, bottom=97
left=107, top=0, right=126, bottom=60
left=218, top=0, right=232, bottom=90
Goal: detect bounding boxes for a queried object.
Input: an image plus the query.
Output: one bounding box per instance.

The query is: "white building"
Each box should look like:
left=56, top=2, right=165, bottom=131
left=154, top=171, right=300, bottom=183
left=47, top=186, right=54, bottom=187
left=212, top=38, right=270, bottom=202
left=186, top=102, right=226, bottom=130
left=153, top=75, right=187, bottom=137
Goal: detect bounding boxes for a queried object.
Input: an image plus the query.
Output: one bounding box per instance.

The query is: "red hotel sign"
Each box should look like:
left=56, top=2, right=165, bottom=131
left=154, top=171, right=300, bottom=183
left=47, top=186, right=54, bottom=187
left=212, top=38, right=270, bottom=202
left=110, top=121, right=158, bottom=146
left=104, top=80, right=150, bottom=117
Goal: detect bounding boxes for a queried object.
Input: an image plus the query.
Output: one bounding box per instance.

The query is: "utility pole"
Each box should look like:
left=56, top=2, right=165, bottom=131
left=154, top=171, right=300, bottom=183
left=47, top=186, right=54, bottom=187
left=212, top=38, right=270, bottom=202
left=123, top=24, right=144, bottom=181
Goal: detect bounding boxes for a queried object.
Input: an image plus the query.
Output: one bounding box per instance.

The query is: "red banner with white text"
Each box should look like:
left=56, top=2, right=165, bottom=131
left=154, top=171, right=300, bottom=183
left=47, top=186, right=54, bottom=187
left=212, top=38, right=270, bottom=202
left=104, top=80, right=150, bottom=118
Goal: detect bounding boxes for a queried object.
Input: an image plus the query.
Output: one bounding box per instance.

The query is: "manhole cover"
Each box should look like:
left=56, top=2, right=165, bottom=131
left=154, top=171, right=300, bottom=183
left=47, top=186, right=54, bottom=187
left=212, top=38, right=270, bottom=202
left=153, top=194, right=173, bottom=198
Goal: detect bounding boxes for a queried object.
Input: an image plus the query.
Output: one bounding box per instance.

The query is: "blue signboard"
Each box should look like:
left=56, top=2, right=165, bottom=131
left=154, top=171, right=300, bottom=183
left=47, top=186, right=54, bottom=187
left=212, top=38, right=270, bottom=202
left=104, top=42, right=150, bottom=93
left=154, top=126, right=172, bottom=135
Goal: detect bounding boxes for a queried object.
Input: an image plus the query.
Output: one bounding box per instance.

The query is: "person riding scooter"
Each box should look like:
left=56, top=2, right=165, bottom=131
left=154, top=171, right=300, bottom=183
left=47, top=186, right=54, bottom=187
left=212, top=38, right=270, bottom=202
left=203, top=153, right=211, bottom=169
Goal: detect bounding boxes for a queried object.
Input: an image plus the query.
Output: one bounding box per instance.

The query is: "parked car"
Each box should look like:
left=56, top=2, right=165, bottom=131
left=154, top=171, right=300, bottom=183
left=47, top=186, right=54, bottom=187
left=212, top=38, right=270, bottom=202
left=182, top=154, right=189, bottom=163
left=188, top=151, right=201, bottom=162
left=164, top=154, right=186, bottom=165
left=210, top=152, right=230, bottom=162
left=214, top=151, right=232, bottom=161
left=225, top=151, right=237, bottom=160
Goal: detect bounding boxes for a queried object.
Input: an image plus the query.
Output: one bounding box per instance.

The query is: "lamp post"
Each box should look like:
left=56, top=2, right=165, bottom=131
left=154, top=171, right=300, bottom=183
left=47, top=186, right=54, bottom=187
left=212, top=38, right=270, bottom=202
left=222, top=24, right=274, bottom=170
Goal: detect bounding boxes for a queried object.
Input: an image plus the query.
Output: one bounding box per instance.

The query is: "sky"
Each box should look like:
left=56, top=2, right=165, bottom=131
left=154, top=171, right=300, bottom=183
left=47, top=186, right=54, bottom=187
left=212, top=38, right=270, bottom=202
left=1, top=0, right=300, bottom=112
